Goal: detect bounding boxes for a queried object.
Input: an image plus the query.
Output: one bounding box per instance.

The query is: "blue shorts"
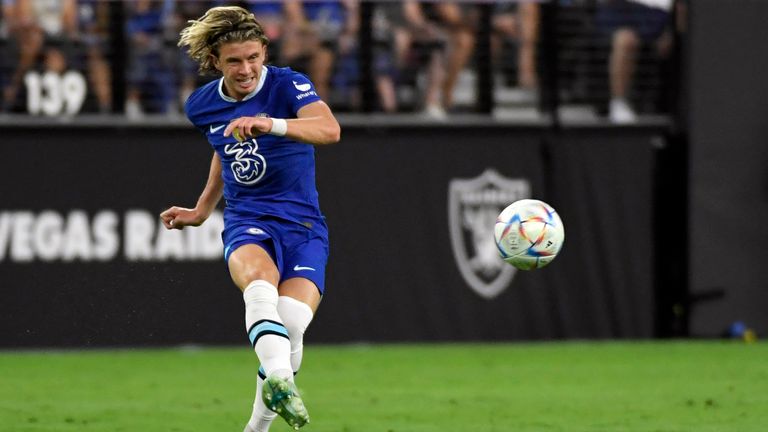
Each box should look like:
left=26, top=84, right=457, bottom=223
left=222, top=217, right=329, bottom=294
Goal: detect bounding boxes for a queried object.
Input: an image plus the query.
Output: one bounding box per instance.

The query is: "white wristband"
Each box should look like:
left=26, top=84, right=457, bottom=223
left=269, top=118, right=287, bottom=136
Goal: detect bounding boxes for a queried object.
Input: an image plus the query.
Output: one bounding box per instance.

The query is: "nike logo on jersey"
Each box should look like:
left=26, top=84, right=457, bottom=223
left=293, top=81, right=311, bottom=92
left=293, top=265, right=316, bottom=272
left=210, top=124, right=225, bottom=133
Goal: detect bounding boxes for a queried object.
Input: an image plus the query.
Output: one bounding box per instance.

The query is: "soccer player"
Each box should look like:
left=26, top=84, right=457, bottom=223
left=159, top=6, right=340, bottom=431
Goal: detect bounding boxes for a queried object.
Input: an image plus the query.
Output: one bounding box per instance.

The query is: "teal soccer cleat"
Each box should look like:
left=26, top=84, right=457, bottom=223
left=262, top=375, right=310, bottom=430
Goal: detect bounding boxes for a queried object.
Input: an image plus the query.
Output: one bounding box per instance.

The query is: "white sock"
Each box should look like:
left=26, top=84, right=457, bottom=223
left=245, top=373, right=277, bottom=432
left=243, top=280, right=292, bottom=379
left=277, top=296, right=314, bottom=373
left=246, top=296, right=314, bottom=432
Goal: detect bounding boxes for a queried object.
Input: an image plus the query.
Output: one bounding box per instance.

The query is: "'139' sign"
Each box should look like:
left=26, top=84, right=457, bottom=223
left=24, top=70, right=87, bottom=116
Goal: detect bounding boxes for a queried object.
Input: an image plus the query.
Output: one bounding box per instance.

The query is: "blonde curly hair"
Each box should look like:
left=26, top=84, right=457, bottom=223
left=178, top=6, right=270, bottom=75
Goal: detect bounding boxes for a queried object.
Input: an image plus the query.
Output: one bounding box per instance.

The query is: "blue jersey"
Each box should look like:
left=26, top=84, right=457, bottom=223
left=185, top=65, right=327, bottom=237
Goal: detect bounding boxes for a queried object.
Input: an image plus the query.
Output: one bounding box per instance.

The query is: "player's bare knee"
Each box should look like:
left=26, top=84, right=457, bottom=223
left=237, top=268, right=280, bottom=291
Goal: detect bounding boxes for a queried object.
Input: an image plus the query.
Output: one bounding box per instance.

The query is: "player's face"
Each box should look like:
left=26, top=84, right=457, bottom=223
left=213, top=40, right=267, bottom=101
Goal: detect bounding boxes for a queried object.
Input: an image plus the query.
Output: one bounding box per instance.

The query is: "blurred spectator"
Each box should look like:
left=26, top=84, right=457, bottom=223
left=242, top=1, right=289, bottom=62
left=211, top=1, right=286, bottom=60
left=124, top=0, right=176, bottom=119
left=369, top=2, right=399, bottom=113
left=77, top=0, right=111, bottom=113
left=172, top=0, right=213, bottom=107
left=492, top=1, right=540, bottom=96
left=1, top=0, right=11, bottom=34
left=2, top=0, right=78, bottom=112
left=430, top=1, right=478, bottom=112
left=281, top=0, right=358, bottom=104
left=371, top=1, right=446, bottom=117
left=595, top=0, right=674, bottom=123
left=0, top=0, right=686, bottom=121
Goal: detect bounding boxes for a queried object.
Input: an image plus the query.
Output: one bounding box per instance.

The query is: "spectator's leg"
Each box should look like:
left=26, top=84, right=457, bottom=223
left=609, top=28, right=640, bottom=123
left=87, top=47, right=112, bottom=112
left=441, top=26, right=474, bottom=109
left=376, top=75, right=397, bottom=112
left=3, top=28, right=43, bottom=109
left=610, top=28, right=639, bottom=100
left=125, top=42, right=148, bottom=119
left=434, top=3, right=475, bottom=109
left=424, top=49, right=446, bottom=118
left=393, top=27, right=412, bottom=69
left=517, top=2, right=539, bottom=89
left=491, top=12, right=516, bottom=67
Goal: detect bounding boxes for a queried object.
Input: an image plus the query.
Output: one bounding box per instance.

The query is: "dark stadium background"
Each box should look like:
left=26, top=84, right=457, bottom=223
left=1, top=0, right=766, bottom=348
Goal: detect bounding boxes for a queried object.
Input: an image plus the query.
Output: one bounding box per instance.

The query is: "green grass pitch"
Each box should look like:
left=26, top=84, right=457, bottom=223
left=1, top=341, right=766, bottom=431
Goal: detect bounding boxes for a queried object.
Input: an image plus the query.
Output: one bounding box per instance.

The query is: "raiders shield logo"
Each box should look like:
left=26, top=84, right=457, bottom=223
left=448, top=169, right=531, bottom=299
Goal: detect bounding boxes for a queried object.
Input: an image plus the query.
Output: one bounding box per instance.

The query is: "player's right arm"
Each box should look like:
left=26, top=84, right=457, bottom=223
left=160, top=152, right=223, bottom=230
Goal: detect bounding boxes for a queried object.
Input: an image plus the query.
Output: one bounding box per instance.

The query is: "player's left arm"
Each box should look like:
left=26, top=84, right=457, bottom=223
left=224, top=101, right=341, bottom=146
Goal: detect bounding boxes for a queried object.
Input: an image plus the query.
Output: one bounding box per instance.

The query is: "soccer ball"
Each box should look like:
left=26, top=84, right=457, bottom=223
left=494, top=199, right=565, bottom=270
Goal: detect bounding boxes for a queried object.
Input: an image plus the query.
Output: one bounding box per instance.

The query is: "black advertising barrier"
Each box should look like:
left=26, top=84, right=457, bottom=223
left=0, top=127, right=236, bottom=347
left=0, top=124, right=656, bottom=347
left=687, top=0, right=768, bottom=337
left=315, top=127, right=656, bottom=342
